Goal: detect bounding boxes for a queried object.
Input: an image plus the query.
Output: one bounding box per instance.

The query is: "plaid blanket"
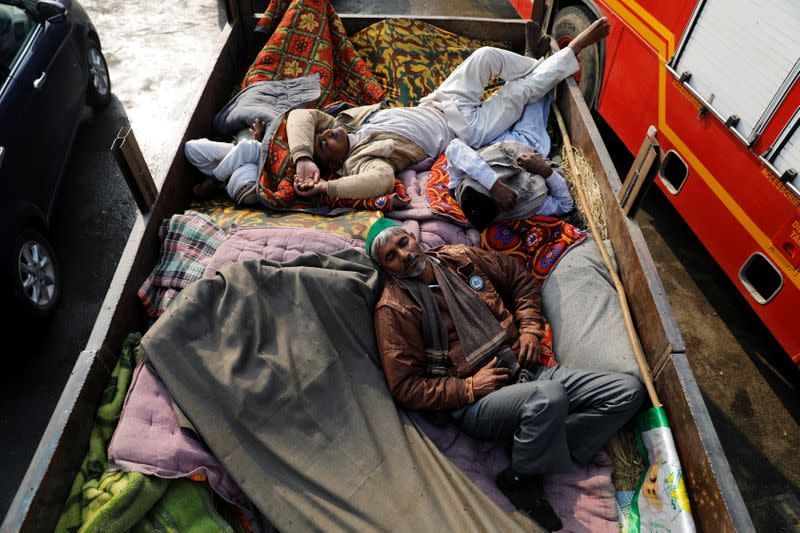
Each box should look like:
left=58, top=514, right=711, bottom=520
left=138, top=212, right=226, bottom=318
left=245, top=0, right=398, bottom=212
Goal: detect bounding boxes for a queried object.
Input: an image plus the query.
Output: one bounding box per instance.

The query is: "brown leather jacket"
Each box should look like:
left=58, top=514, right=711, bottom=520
left=374, top=245, right=544, bottom=411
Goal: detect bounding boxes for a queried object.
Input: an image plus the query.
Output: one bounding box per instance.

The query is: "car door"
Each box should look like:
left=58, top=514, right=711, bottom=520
left=0, top=3, right=41, bottom=219
left=3, top=2, right=84, bottom=220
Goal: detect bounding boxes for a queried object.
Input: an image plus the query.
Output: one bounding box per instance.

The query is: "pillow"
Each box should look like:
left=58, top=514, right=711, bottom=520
left=541, top=238, right=641, bottom=377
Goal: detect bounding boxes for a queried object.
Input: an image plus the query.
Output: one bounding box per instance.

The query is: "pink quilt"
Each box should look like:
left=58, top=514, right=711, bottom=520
left=388, top=167, right=481, bottom=248
left=108, top=362, right=249, bottom=509
left=203, top=224, right=364, bottom=279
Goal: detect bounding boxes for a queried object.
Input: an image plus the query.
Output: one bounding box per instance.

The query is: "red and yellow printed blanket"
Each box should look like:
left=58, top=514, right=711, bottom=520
left=244, top=0, right=401, bottom=211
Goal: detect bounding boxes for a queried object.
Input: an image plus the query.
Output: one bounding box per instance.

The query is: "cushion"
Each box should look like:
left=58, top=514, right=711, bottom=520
left=542, top=238, right=641, bottom=377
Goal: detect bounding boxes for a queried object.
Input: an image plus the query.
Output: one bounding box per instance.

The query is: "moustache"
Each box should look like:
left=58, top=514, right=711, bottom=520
left=404, top=253, right=421, bottom=269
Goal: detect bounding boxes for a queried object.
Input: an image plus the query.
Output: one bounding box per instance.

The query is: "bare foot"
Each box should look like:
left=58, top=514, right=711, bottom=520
left=517, top=152, right=553, bottom=176
left=524, top=20, right=542, bottom=58
left=568, top=17, right=610, bottom=56
left=193, top=179, right=219, bottom=199
left=535, top=35, right=551, bottom=58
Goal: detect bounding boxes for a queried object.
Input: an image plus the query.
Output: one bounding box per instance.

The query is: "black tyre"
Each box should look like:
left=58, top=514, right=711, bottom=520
left=13, top=228, right=61, bottom=320
left=87, top=37, right=111, bottom=109
left=553, top=5, right=603, bottom=108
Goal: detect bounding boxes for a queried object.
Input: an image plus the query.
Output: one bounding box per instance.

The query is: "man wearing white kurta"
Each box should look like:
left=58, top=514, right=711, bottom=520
left=287, top=17, right=610, bottom=199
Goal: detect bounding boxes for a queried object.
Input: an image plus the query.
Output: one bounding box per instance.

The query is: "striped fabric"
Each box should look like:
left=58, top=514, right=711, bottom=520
left=138, top=212, right=226, bottom=318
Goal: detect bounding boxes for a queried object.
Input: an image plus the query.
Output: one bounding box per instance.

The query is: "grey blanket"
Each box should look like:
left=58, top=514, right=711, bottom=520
left=212, top=74, right=321, bottom=136
left=142, top=250, right=535, bottom=532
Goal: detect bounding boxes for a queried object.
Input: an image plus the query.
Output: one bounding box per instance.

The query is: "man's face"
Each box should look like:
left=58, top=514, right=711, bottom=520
left=314, top=127, right=349, bottom=173
left=376, top=231, right=427, bottom=278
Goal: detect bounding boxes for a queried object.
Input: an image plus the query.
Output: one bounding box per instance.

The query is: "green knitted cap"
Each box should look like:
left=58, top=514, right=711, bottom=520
left=365, top=218, right=401, bottom=260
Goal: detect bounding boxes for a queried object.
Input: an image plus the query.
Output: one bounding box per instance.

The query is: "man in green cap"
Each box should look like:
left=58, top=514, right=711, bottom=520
left=366, top=219, right=643, bottom=531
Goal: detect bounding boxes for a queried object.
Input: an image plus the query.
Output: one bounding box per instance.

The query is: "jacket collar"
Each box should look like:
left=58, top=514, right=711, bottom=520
left=335, top=102, right=385, bottom=131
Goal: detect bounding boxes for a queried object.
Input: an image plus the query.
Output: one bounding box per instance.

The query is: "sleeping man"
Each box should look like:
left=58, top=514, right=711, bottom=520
left=366, top=218, right=643, bottom=531
left=446, top=138, right=574, bottom=230
left=287, top=17, right=610, bottom=200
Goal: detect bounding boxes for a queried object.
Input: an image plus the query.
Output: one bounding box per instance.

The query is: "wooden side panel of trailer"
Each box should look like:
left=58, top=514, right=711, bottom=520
left=656, top=354, right=754, bottom=532
left=2, top=20, right=252, bottom=533
left=554, top=73, right=753, bottom=532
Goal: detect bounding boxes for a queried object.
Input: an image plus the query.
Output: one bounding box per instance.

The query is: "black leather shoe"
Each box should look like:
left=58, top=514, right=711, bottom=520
left=496, top=468, right=563, bottom=531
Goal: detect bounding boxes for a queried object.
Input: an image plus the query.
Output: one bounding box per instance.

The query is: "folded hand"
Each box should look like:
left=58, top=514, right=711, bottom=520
left=472, top=357, right=511, bottom=398
left=294, top=178, right=327, bottom=198
left=517, top=333, right=541, bottom=370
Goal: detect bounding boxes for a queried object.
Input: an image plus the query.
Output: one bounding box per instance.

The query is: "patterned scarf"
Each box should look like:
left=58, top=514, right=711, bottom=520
left=400, top=257, right=519, bottom=377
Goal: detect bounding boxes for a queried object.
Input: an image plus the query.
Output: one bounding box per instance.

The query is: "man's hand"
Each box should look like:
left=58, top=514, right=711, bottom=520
left=294, top=178, right=328, bottom=198
left=517, top=152, right=554, bottom=177
left=490, top=180, right=517, bottom=211
left=472, top=357, right=511, bottom=398
left=295, top=157, right=320, bottom=188
left=517, top=333, right=541, bottom=370
left=250, top=119, right=266, bottom=141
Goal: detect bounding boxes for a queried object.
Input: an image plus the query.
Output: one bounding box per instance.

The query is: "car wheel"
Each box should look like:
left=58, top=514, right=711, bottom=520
left=553, top=5, right=603, bottom=108
left=13, top=228, right=60, bottom=320
left=87, top=37, right=111, bottom=109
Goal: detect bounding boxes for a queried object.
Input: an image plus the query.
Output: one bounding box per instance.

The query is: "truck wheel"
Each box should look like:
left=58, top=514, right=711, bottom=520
left=553, top=5, right=603, bottom=108
left=87, top=37, right=111, bottom=109
left=13, top=228, right=60, bottom=320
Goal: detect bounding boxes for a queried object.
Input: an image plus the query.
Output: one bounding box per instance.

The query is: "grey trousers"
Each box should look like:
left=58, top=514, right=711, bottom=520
left=451, top=366, right=644, bottom=475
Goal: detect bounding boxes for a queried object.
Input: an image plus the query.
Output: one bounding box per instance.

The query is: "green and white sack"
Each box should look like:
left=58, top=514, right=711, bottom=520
left=625, top=407, right=696, bottom=533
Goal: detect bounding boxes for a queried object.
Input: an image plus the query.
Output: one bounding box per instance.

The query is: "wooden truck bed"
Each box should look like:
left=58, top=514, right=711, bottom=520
left=2, top=5, right=752, bottom=531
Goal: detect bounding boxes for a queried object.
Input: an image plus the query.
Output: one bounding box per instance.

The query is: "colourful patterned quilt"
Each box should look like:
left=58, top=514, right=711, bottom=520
left=482, top=216, right=587, bottom=283
left=190, top=199, right=383, bottom=241
left=351, top=18, right=507, bottom=107
left=426, top=153, right=470, bottom=224
left=246, top=0, right=384, bottom=105
left=244, top=0, right=395, bottom=212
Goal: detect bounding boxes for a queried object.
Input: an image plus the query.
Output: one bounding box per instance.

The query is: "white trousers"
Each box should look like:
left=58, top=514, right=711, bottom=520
left=184, top=138, right=260, bottom=202
left=421, top=46, right=579, bottom=148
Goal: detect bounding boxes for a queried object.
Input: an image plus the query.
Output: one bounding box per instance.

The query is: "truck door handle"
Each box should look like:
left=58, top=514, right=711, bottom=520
left=33, top=72, right=47, bottom=89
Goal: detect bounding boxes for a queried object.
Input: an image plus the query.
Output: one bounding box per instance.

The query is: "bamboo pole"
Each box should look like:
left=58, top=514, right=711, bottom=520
left=553, top=107, right=661, bottom=407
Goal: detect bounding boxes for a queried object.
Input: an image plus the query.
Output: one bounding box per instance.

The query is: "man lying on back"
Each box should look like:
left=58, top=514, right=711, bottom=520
left=367, top=219, right=643, bottom=531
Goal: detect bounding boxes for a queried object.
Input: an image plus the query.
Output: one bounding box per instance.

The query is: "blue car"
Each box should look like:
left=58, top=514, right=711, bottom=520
left=0, top=0, right=110, bottom=322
